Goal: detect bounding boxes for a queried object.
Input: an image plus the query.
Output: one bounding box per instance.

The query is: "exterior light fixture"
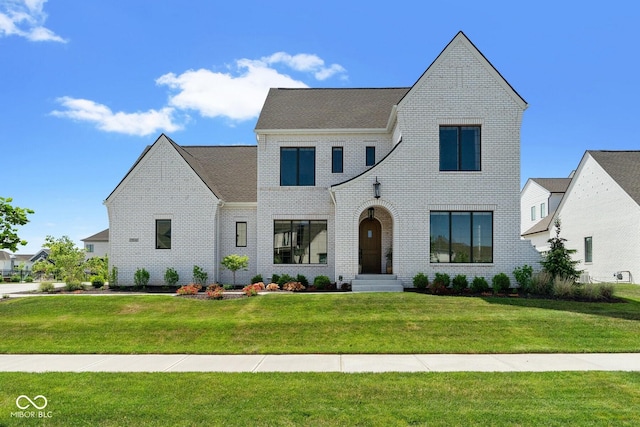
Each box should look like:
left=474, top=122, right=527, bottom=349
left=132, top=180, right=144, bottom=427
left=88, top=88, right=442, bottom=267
left=368, top=207, right=375, bottom=220
left=373, top=177, right=381, bottom=199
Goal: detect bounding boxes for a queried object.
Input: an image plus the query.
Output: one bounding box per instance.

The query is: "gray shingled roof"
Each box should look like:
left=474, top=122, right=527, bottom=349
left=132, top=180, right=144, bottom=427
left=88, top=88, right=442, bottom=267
left=589, top=150, right=640, bottom=206
left=255, top=87, right=410, bottom=130
left=521, top=210, right=556, bottom=236
left=82, top=229, right=109, bottom=242
left=171, top=141, right=257, bottom=203
left=531, top=178, right=571, bottom=193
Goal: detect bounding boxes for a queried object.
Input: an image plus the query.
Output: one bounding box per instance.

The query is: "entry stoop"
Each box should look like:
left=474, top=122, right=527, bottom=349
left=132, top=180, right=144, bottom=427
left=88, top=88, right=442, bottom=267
left=351, top=274, right=404, bottom=292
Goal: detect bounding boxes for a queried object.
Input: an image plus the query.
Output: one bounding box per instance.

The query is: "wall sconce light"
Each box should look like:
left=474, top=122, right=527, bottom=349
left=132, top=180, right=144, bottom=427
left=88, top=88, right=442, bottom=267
left=368, top=207, right=375, bottom=220
left=373, top=177, right=381, bottom=199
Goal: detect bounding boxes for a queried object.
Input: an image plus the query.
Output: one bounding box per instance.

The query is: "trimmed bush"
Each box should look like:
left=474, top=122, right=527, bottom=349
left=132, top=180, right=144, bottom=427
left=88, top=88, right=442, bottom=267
left=251, top=274, right=263, bottom=284
left=492, top=273, right=511, bottom=294
left=297, top=274, right=309, bottom=287
left=513, top=264, right=533, bottom=293
left=413, top=273, right=429, bottom=291
left=38, top=282, right=56, bottom=293
left=91, top=276, right=105, bottom=288
left=313, top=275, right=331, bottom=289
left=192, top=265, right=208, bottom=287
left=471, top=277, right=490, bottom=293
left=270, top=274, right=280, bottom=285
left=277, top=274, right=295, bottom=287
left=134, top=268, right=150, bottom=288
left=430, top=273, right=450, bottom=294
left=24, top=276, right=33, bottom=283
left=451, top=274, right=468, bottom=292
left=65, top=281, right=84, bottom=291
left=164, top=268, right=179, bottom=287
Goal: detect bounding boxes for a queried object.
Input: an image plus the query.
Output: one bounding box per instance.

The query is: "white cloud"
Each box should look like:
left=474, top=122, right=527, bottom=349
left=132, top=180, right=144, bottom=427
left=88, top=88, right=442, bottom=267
left=53, top=52, right=347, bottom=135
left=51, top=97, right=183, bottom=137
left=0, top=0, right=66, bottom=42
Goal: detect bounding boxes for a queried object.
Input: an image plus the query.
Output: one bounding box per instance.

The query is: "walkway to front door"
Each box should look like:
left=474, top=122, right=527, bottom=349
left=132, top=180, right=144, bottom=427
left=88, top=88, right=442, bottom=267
left=359, top=218, right=381, bottom=274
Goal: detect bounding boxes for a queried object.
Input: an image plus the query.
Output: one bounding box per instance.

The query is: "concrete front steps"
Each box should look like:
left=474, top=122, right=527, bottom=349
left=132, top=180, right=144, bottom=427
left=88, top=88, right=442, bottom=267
left=351, top=274, right=404, bottom=292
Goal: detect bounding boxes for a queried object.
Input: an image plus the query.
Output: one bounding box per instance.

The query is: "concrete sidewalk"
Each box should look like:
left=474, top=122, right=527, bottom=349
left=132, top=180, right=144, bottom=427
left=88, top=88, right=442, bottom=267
left=1, top=353, right=639, bottom=373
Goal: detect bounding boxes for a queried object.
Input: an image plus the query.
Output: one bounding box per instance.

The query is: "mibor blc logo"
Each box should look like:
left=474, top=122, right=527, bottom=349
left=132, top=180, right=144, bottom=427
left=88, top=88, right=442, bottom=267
left=11, top=395, right=52, bottom=419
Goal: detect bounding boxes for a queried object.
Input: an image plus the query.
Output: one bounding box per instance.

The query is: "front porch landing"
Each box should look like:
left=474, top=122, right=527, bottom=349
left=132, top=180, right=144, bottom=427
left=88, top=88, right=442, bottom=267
left=351, top=274, right=403, bottom=292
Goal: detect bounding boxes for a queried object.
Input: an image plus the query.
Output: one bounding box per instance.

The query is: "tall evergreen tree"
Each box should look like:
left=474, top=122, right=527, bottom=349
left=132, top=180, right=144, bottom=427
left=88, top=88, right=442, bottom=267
left=541, top=218, right=581, bottom=280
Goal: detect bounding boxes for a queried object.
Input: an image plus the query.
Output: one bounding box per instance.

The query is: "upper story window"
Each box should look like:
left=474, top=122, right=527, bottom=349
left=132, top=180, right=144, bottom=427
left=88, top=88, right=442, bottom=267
left=280, top=147, right=315, bottom=186
left=86, top=244, right=94, bottom=253
left=531, top=206, right=536, bottom=221
left=540, top=202, right=547, bottom=218
left=366, top=146, right=375, bottom=166
left=332, top=147, right=343, bottom=173
left=156, top=219, right=171, bottom=249
left=439, top=126, right=481, bottom=171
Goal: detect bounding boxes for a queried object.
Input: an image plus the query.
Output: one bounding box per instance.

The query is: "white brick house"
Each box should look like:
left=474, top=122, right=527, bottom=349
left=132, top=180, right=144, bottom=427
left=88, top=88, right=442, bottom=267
left=105, top=32, right=540, bottom=288
left=546, top=151, right=640, bottom=283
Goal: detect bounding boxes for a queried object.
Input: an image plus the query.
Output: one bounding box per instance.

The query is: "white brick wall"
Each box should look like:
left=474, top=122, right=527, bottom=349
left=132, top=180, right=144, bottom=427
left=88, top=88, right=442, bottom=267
left=556, top=154, right=640, bottom=283
left=106, top=136, right=220, bottom=286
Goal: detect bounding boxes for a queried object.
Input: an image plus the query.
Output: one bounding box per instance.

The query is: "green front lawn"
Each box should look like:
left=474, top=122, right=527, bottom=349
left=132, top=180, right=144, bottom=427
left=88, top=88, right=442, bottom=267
left=1, top=371, right=639, bottom=426
left=1, top=286, right=639, bottom=354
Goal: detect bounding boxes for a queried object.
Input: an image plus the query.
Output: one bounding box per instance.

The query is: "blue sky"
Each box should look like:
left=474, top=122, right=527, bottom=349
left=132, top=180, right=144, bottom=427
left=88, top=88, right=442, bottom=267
left=2, top=0, right=638, bottom=254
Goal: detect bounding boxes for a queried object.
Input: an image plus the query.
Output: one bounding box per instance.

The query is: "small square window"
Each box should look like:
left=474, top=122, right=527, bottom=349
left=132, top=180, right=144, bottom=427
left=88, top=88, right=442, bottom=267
left=86, top=244, right=94, bottom=253
left=236, top=222, right=247, bottom=247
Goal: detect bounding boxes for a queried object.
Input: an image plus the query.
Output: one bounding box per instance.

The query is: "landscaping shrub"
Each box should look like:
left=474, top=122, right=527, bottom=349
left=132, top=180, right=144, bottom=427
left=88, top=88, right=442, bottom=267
left=492, top=273, right=511, bottom=294
left=206, top=286, right=224, bottom=300
left=164, top=268, right=179, bottom=287
left=451, top=274, right=468, bottom=292
left=313, top=275, right=331, bottom=289
left=296, top=274, right=309, bottom=287
left=10, top=275, right=20, bottom=282
left=266, top=283, right=280, bottom=291
left=251, top=274, right=263, bottom=284
left=552, top=276, right=578, bottom=299
left=242, top=283, right=264, bottom=296
left=513, top=264, right=533, bottom=293
left=176, top=284, right=200, bottom=295
left=65, top=281, right=84, bottom=291
left=271, top=274, right=280, bottom=285
left=24, top=276, right=33, bottom=283
left=277, top=274, right=295, bottom=286
left=430, top=273, right=450, bottom=294
left=529, top=271, right=553, bottom=295
left=38, top=282, right=56, bottom=293
left=109, top=266, right=118, bottom=288
left=134, top=268, right=150, bottom=288
left=580, top=283, right=615, bottom=301
left=283, top=281, right=305, bottom=291
left=91, top=276, right=104, bottom=288
left=413, top=272, right=429, bottom=291
left=470, top=277, right=490, bottom=293
left=192, top=265, right=208, bottom=287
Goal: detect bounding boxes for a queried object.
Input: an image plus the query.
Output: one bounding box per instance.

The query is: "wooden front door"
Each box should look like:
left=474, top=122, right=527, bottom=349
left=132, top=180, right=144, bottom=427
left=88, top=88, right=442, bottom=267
left=359, top=218, right=381, bottom=274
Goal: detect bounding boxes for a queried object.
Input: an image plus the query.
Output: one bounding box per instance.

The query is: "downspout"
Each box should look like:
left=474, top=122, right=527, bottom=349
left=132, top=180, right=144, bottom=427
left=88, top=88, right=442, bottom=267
left=215, top=200, right=224, bottom=283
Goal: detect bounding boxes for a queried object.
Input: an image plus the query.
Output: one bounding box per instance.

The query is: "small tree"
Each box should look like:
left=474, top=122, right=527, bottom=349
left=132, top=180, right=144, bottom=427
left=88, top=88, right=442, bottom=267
left=541, top=219, right=581, bottom=281
left=164, top=267, right=179, bottom=287
left=134, top=268, right=150, bottom=288
left=43, top=235, right=85, bottom=282
left=192, top=265, right=208, bottom=287
left=220, top=254, right=249, bottom=286
left=0, top=197, right=34, bottom=252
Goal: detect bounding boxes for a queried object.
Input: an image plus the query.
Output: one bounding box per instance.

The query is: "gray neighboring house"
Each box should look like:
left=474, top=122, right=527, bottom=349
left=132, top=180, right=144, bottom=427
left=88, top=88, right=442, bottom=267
left=105, top=32, right=540, bottom=289
left=81, top=229, right=110, bottom=260
left=0, top=249, right=49, bottom=279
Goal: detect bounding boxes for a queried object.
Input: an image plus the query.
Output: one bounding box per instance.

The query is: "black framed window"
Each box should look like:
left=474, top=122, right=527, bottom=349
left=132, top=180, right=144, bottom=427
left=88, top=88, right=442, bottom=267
left=280, top=147, right=315, bottom=186
left=273, top=220, right=327, bottom=264
left=366, top=146, right=375, bottom=166
left=430, top=211, right=492, bottom=263
left=156, top=219, right=171, bottom=249
left=584, top=236, right=593, bottom=263
left=439, top=126, right=481, bottom=171
left=236, top=222, right=247, bottom=247
left=332, top=147, right=343, bottom=173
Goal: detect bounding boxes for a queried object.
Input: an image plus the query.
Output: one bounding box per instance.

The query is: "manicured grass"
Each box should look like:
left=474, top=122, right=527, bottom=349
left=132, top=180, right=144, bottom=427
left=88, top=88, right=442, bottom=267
left=1, top=371, right=639, bottom=426
left=1, top=289, right=639, bottom=354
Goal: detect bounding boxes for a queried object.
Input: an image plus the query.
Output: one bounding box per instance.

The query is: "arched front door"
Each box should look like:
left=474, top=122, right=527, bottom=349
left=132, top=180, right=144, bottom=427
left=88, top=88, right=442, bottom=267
left=359, top=218, right=381, bottom=274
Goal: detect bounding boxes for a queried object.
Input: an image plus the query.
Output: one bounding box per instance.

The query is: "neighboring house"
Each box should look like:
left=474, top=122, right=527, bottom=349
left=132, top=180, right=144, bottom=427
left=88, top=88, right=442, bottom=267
left=106, top=31, right=540, bottom=289
left=0, top=249, right=49, bottom=279
left=520, top=177, right=572, bottom=251
left=549, top=151, right=640, bottom=283
left=82, top=229, right=110, bottom=260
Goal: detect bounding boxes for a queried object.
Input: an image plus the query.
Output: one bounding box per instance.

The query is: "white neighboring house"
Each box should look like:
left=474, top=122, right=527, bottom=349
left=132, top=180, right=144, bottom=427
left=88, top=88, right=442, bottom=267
left=520, top=177, right=571, bottom=251
left=105, top=31, right=540, bottom=289
left=550, top=151, right=640, bottom=284
left=81, top=229, right=110, bottom=260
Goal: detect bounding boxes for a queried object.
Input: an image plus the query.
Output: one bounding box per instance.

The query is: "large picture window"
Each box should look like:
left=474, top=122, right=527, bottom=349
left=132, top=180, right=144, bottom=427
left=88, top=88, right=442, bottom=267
left=430, top=211, right=492, bottom=263
left=280, top=147, right=315, bottom=186
left=439, top=126, right=481, bottom=171
left=156, top=219, right=171, bottom=249
left=273, top=220, right=327, bottom=264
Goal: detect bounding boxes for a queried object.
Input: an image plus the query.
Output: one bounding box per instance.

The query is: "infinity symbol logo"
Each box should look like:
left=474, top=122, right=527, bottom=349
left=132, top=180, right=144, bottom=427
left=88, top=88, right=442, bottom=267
left=16, top=395, right=48, bottom=410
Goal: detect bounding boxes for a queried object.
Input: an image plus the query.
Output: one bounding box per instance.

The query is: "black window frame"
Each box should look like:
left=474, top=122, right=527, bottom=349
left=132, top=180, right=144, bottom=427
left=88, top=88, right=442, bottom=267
left=332, top=147, right=343, bottom=173
left=439, top=126, right=481, bottom=171
left=273, top=220, right=328, bottom=265
left=236, top=222, right=247, bottom=247
left=156, top=219, right=171, bottom=250
left=429, top=211, right=493, bottom=263
left=280, top=147, right=316, bottom=186
left=365, top=146, right=375, bottom=166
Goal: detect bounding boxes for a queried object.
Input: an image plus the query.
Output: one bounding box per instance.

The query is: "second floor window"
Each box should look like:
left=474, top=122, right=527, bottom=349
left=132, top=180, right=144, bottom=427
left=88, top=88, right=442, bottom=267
left=439, top=126, right=481, bottom=171
left=366, top=146, right=375, bottom=166
left=332, top=147, right=343, bottom=173
left=281, top=147, right=315, bottom=186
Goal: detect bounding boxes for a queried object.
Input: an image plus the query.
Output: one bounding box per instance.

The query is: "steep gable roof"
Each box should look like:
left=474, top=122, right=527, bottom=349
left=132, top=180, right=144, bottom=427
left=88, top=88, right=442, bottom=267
left=530, top=178, right=572, bottom=193
left=255, top=87, right=409, bottom=131
left=589, top=150, right=640, bottom=205
left=82, top=229, right=109, bottom=242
